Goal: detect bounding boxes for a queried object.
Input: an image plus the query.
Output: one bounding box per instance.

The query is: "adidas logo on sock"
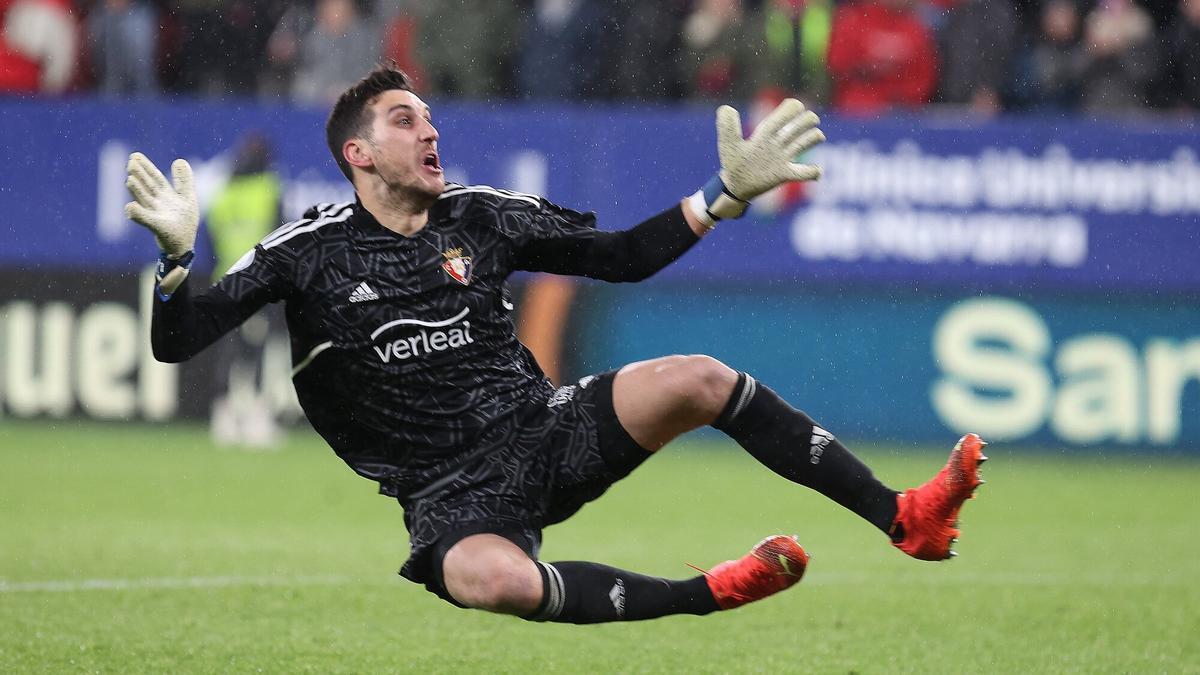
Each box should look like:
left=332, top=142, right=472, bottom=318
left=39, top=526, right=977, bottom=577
left=608, top=579, right=626, bottom=618
left=810, top=426, right=834, bottom=465
left=348, top=281, right=380, bottom=303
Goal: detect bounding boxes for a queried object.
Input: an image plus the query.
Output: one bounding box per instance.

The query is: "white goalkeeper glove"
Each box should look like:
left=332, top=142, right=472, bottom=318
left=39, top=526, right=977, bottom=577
left=688, top=98, right=825, bottom=230
left=124, top=152, right=199, bottom=299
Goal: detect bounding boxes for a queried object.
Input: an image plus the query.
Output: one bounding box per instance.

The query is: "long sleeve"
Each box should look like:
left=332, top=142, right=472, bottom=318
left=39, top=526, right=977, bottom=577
left=151, top=245, right=292, bottom=362
left=512, top=203, right=700, bottom=283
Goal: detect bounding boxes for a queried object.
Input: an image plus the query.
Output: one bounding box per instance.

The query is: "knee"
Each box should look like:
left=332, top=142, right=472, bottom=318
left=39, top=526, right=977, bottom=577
left=442, top=553, right=542, bottom=615
left=660, top=354, right=737, bottom=418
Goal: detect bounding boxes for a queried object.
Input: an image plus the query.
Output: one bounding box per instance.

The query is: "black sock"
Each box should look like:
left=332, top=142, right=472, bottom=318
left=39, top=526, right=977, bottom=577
left=713, top=372, right=899, bottom=534
left=525, top=560, right=718, bottom=624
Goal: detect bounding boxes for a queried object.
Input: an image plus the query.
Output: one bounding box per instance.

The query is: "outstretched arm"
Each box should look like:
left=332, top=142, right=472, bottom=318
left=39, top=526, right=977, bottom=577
left=125, top=152, right=281, bottom=362
left=517, top=99, right=825, bottom=282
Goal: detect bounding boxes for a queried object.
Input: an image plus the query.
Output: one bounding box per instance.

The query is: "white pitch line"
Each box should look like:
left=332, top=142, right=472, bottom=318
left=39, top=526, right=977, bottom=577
left=0, top=574, right=372, bottom=593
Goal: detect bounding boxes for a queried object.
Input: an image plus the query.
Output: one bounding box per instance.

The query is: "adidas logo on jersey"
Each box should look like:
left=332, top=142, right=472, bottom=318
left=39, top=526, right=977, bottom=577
left=348, top=282, right=380, bottom=303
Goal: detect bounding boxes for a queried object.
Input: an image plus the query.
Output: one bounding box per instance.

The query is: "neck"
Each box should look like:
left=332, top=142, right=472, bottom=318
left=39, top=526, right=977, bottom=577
left=356, top=177, right=437, bottom=237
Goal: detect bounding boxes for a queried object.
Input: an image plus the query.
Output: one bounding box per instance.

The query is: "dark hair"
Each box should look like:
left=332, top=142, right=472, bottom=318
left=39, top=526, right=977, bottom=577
left=325, top=63, right=416, bottom=182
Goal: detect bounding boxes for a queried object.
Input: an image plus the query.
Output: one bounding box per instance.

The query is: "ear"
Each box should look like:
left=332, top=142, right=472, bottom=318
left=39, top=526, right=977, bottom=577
left=343, top=138, right=374, bottom=171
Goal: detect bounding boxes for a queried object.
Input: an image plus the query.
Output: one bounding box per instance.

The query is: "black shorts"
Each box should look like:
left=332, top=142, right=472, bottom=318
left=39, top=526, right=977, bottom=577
left=395, top=371, right=649, bottom=600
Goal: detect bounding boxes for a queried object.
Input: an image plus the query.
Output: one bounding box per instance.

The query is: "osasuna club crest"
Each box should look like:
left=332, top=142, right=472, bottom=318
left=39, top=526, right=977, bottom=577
left=441, top=247, right=473, bottom=285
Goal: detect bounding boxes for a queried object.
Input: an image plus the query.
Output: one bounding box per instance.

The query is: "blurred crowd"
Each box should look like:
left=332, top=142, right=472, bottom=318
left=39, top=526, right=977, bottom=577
left=3, top=0, right=1200, bottom=117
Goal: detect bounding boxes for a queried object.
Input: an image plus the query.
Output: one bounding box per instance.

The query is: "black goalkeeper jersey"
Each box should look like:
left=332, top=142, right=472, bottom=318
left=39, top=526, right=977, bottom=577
left=152, top=184, right=699, bottom=498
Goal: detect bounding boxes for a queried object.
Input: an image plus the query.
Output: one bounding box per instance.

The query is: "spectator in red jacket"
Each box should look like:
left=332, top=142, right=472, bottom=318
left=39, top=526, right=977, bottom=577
left=0, top=0, right=77, bottom=94
left=826, top=0, right=938, bottom=114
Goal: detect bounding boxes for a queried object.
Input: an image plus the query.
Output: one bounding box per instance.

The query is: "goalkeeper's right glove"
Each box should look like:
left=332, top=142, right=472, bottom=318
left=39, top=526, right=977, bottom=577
left=124, top=152, right=199, bottom=299
left=688, top=99, right=825, bottom=230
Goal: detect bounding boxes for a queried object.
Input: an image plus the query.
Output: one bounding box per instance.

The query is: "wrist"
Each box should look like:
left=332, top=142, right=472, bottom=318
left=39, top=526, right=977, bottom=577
left=688, top=173, right=750, bottom=229
left=680, top=197, right=715, bottom=236
left=155, top=249, right=195, bottom=300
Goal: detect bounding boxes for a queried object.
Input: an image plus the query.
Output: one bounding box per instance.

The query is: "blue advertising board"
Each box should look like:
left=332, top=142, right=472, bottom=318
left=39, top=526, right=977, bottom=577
left=2, top=98, right=1198, bottom=293
left=574, top=286, right=1200, bottom=451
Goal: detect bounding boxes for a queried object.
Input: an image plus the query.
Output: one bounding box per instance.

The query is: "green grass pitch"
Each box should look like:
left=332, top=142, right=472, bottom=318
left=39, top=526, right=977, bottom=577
left=2, top=420, right=1198, bottom=673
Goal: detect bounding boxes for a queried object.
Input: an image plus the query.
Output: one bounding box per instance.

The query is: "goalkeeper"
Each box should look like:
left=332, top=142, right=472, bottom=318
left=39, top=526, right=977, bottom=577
left=126, top=64, right=987, bottom=624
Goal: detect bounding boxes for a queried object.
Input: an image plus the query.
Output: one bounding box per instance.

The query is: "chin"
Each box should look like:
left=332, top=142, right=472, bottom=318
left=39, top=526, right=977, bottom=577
left=424, top=177, right=447, bottom=196
left=402, top=179, right=444, bottom=202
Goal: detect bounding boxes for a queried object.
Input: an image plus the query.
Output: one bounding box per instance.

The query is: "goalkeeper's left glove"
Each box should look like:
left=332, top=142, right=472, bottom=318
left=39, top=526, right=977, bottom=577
left=689, top=98, right=825, bottom=230
left=124, top=152, right=199, bottom=299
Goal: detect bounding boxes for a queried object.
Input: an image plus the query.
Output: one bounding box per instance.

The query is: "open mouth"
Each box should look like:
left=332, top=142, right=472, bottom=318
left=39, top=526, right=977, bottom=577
left=422, top=152, right=441, bottom=172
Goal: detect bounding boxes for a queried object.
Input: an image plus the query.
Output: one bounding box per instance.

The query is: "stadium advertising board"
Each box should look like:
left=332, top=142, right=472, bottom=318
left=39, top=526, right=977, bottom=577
left=0, top=269, right=297, bottom=423
left=725, top=118, right=1200, bottom=293
left=10, top=276, right=1191, bottom=450
left=2, top=99, right=1198, bottom=293
left=577, top=287, right=1200, bottom=451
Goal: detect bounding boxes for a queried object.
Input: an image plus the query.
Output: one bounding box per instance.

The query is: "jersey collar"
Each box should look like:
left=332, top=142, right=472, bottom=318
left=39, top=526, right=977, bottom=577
left=349, top=196, right=449, bottom=247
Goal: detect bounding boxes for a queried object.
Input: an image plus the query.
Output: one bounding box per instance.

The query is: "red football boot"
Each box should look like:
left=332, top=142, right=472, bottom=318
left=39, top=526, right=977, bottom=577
left=891, top=433, right=988, bottom=561
left=699, top=535, right=809, bottom=610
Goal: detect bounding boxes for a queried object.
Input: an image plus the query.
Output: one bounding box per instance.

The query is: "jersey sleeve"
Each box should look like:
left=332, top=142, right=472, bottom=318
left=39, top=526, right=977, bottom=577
left=150, top=242, right=294, bottom=363
left=501, top=192, right=699, bottom=282
left=484, top=190, right=592, bottom=271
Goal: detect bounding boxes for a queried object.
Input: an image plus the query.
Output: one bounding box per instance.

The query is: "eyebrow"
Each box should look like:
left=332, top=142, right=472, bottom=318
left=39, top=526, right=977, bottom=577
left=386, top=103, right=432, bottom=118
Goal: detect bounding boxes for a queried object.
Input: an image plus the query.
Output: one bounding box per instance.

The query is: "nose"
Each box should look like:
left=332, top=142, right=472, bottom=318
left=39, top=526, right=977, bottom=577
left=421, top=118, right=439, bottom=143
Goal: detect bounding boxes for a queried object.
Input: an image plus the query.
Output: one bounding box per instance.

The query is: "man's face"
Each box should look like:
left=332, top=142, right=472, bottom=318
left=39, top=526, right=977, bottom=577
left=359, top=89, right=444, bottom=199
